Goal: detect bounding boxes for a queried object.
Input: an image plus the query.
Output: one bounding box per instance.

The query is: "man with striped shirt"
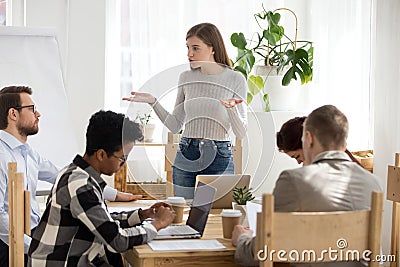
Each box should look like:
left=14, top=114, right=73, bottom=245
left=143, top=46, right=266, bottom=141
left=28, top=110, right=175, bottom=266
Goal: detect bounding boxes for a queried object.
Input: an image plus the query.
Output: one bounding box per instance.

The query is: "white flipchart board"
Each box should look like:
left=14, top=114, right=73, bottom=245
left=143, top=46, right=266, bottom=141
left=0, top=27, right=78, bottom=167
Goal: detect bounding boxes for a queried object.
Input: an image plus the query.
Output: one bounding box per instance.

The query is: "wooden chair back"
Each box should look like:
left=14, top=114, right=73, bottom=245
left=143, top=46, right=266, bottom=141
left=255, top=191, right=383, bottom=267
left=114, top=162, right=127, bottom=193
left=8, top=162, right=31, bottom=267
left=387, top=152, right=400, bottom=267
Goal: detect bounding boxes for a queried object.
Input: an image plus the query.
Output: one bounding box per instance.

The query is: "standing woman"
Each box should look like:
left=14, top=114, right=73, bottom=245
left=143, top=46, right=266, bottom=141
left=123, top=23, right=247, bottom=199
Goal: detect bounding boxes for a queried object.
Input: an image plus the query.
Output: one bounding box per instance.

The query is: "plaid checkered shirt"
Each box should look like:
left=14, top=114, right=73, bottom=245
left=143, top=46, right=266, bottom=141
left=28, top=155, right=157, bottom=266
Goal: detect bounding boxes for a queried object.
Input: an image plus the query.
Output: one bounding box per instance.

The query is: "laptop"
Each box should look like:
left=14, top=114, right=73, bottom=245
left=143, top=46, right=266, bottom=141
left=154, top=181, right=216, bottom=239
left=196, top=174, right=251, bottom=209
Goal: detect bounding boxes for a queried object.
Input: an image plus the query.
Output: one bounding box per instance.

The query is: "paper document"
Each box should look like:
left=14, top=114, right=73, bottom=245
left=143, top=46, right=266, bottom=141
left=148, top=240, right=226, bottom=251
left=246, top=202, right=262, bottom=237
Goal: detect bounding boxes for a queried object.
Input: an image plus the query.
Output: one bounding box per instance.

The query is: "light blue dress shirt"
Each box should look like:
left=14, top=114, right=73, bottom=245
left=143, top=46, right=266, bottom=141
left=0, top=130, right=118, bottom=253
left=0, top=130, right=58, bottom=253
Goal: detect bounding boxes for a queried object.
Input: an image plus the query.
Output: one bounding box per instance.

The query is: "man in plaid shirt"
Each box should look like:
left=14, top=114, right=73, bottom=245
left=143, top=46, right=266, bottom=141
left=28, top=110, right=175, bottom=266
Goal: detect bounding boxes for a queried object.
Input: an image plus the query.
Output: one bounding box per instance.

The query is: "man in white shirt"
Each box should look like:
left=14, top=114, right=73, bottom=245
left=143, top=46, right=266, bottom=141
left=0, top=85, right=139, bottom=266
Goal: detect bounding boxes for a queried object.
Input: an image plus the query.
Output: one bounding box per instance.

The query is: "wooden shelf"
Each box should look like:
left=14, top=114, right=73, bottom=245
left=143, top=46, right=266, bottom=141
left=135, top=142, right=165, bottom=146
left=126, top=183, right=166, bottom=200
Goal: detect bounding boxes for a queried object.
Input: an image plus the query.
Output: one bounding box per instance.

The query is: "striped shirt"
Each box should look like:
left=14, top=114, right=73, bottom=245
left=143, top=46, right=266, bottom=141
left=152, top=67, right=248, bottom=141
left=28, top=155, right=157, bottom=267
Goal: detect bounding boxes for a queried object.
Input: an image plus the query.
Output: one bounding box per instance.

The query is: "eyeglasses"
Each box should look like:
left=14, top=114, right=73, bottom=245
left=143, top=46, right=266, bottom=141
left=111, top=154, right=128, bottom=165
left=14, top=105, right=37, bottom=114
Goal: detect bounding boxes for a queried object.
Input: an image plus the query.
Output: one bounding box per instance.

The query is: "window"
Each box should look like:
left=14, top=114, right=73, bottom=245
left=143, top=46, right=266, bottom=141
left=0, top=0, right=6, bottom=25
left=119, top=0, right=132, bottom=107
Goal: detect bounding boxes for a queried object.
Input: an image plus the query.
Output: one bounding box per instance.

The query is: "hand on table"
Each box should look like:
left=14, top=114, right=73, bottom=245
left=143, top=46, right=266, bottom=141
left=115, top=192, right=143, bottom=202
left=231, top=225, right=253, bottom=247
left=151, top=205, right=176, bottom=231
left=141, top=202, right=173, bottom=219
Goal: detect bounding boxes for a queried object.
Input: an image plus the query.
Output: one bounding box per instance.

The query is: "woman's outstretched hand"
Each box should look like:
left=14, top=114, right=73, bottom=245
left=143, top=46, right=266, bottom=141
left=122, top=91, right=156, bottom=104
left=220, top=98, right=243, bottom=108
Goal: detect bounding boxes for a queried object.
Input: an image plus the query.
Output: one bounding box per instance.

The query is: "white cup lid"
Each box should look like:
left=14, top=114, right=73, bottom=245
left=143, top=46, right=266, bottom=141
left=166, top=196, right=186, bottom=205
left=221, top=209, right=242, bottom=217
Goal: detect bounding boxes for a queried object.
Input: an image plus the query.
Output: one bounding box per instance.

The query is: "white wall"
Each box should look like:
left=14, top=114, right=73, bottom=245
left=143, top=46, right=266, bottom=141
left=372, top=0, right=400, bottom=260
left=244, top=112, right=305, bottom=196
left=25, top=0, right=106, bottom=153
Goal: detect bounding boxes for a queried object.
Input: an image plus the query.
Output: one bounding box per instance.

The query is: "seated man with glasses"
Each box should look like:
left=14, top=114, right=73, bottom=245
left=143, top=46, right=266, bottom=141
left=29, top=110, right=176, bottom=266
left=0, top=86, right=141, bottom=266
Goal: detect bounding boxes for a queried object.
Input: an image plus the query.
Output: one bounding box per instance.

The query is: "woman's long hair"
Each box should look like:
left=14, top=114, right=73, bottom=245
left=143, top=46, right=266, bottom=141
left=186, top=23, right=232, bottom=68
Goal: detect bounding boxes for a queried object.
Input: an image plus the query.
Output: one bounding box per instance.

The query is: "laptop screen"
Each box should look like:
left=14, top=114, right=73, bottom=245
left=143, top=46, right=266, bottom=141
left=186, top=181, right=216, bottom=235
left=196, top=174, right=251, bottom=209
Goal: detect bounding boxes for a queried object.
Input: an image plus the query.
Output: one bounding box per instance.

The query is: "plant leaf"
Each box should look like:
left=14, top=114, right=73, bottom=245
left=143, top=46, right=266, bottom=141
left=234, top=49, right=255, bottom=74
left=233, top=185, right=254, bottom=204
left=263, top=93, right=270, bottom=112
left=295, top=48, right=308, bottom=61
left=282, top=67, right=295, bottom=86
left=279, top=48, right=313, bottom=86
left=247, top=75, right=264, bottom=96
left=263, top=29, right=276, bottom=46
left=233, top=65, right=248, bottom=79
left=298, top=60, right=312, bottom=79
left=246, top=92, right=253, bottom=105
left=308, top=46, right=314, bottom=68
left=231, top=32, right=247, bottom=50
left=246, top=52, right=255, bottom=69
left=294, top=66, right=306, bottom=84
left=270, top=12, right=281, bottom=25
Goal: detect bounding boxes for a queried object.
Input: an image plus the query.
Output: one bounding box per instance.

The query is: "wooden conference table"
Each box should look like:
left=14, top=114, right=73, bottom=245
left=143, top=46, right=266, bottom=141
left=107, top=200, right=243, bottom=267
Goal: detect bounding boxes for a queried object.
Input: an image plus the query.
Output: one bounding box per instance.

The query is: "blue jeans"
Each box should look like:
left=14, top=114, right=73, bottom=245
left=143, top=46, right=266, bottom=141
left=172, top=137, right=234, bottom=199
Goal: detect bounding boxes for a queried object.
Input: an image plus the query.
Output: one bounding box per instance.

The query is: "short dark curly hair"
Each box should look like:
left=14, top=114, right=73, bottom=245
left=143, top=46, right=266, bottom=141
left=85, top=110, right=143, bottom=156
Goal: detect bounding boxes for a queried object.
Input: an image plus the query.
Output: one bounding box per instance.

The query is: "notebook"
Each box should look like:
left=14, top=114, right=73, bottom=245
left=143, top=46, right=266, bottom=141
left=196, top=174, right=251, bottom=209
left=154, top=182, right=216, bottom=239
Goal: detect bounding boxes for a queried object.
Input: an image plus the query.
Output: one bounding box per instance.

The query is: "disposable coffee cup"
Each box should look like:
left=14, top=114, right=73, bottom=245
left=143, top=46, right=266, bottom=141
left=171, top=205, right=185, bottom=223
left=221, top=209, right=242, bottom=239
left=166, top=197, right=186, bottom=223
left=166, top=197, right=186, bottom=205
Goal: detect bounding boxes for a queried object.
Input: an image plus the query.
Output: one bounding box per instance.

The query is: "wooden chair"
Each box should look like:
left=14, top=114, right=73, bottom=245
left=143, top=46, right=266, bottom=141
left=8, top=162, right=31, bottom=267
left=255, top=191, right=383, bottom=267
left=387, top=152, right=400, bottom=267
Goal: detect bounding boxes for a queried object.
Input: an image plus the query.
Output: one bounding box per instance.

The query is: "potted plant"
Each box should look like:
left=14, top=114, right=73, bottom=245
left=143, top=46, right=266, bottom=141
left=231, top=5, right=313, bottom=111
left=233, top=185, right=255, bottom=205
left=232, top=185, right=255, bottom=226
left=135, top=111, right=156, bottom=142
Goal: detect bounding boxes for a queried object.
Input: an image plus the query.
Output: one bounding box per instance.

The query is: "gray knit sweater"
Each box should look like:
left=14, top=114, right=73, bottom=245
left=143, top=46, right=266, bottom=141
left=151, top=67, right=248, bottom=141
